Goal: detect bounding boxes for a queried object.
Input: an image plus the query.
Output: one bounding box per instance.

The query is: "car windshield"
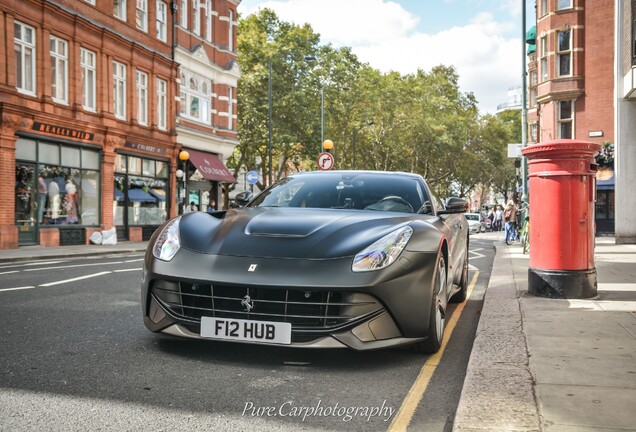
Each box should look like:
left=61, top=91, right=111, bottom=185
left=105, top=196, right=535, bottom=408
left=464, top=214, right=479, bottom=221
left=248, top=172, right=429, bottom=213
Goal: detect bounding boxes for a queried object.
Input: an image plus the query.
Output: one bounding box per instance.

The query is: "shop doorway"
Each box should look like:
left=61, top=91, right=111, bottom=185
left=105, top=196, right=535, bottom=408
left=15, top=162, right=38, bottom=245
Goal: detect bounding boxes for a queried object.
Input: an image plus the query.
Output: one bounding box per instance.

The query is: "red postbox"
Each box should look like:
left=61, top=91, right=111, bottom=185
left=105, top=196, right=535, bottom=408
left=521, top=139, right=601, bottom=298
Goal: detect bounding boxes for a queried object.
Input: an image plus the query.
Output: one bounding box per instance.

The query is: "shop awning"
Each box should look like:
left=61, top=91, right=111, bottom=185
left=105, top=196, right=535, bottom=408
left=149, top=188, right=166, bottom=201
left=186, top=148, right=237, bottom=183
left=114, top=188, right=124, bottom=201
left=128, top=188, right=157, bottom=203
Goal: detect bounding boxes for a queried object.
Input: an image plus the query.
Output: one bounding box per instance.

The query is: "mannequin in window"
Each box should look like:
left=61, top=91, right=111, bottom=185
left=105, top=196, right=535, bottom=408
left=48, top=180, right=60, bottom=222
left=65, top=178, right=78, bottom=223
left=37, top=176, right=47, bottom=224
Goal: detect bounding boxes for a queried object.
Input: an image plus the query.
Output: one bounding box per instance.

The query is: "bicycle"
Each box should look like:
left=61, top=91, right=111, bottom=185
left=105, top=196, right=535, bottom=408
left=520, top=214, right=530, bottom=254
left=504, top=221, right=519, bottom=245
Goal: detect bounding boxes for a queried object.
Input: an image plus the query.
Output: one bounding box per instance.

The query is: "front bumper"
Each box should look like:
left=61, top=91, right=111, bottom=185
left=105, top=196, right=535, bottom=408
left=141, top=247, right=438, bottom=350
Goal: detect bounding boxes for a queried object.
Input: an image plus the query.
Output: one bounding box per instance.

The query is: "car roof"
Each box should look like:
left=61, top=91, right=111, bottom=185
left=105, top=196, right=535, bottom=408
left=288, top=170, right=425, bottom=180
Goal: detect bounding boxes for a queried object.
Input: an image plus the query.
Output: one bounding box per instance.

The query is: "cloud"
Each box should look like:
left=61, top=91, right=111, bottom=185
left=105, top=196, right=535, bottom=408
left=239, top=0, right=522, bottom=113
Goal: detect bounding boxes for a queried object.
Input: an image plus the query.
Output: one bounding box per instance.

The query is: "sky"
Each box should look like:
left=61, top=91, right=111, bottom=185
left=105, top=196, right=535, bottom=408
left=237, top=0, right=536, bottom=114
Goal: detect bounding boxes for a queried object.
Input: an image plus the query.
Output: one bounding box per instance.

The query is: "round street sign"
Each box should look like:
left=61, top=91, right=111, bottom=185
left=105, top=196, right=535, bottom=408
left=246, top=171, right=259, bottom=184
left=317, top=152, right=335, bottom=171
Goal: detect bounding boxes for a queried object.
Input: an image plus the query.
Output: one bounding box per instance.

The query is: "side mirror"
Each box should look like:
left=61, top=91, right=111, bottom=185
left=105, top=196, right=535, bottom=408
left=439, top=197, right=468, bottom=215
left=417, top=201, right=434, bottom=215
left=234, top=191, right=254, bottom=207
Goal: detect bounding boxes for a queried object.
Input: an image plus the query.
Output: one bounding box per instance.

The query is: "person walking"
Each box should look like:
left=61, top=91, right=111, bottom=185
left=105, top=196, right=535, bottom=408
left=503, top=200, right=518, bottom=243
left=487, top=207, right=496, bottom=231
left=495, top=205, right=504, bottom=231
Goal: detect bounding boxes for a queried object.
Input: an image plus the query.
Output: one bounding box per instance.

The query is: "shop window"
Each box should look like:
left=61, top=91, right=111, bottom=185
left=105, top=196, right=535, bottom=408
left=61, top=147, right=80, bottom=168
left=15, top=21, right=36, bottom=95
left=115, top=154, right=127, bottom=173
left=128, top=156, right=142, bottom=175
left=142, top=159, right=155, bottom=176
left=82, top=149, right=100, bottom=170
left=156, top=161, right=168, bottom=178
left=16, top=138, right=36, bottom=161
left=39, top=143, right=60, bottom=165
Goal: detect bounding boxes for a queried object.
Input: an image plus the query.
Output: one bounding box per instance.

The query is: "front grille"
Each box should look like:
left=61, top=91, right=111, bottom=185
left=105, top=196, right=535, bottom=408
left=151, top=280, right=382, bottom=331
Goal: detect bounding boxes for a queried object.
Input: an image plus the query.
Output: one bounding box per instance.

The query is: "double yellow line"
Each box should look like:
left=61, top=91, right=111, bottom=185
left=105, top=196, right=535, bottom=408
left=388, top=271, right=479, bottom=432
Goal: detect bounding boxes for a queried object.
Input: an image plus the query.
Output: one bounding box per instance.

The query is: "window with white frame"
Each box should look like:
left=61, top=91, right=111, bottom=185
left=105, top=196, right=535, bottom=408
left=557, top=30, right=571, bottom=76
left=157, top=78, right=167, bottom=130
left=540, top=0, right=548, bottom=17
left=227, top=87, right=233, bottom=129
left=228, top=9, right=234, bottom=51
left=114, top=0, right=127, bottom=20
left=557, top=0, right=572, bottom=10
left=205, top=0, right=213, bottom=42
left=113, top=61, right=127, bottom=119
left=85, top=0, right=96, bottom=4
left=180, top=0, right=188, bottom=28
left=50, top=36, right=68, bottom=103
left=529, top=70, right=537, bottom=108
left=179, top=70, right=211, bottom=124
left=80, top=48, right=96, bottom=111
left=136, top=0, right=148, bottom=31
left=156, top=1, right=167, bottom=41
left=193, top=0, right=200, bottom=35
left=558, top=100, right=573, bottom=139
left=540, top=35, right=548, bottom=82
left=136, top=70, right=148, bottom=125
left=14, top=21, right=36, bottom=95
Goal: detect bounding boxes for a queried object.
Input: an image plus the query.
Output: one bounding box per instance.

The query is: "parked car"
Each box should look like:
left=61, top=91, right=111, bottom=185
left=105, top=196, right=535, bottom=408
left=143, top=171, right=470, bottom=354
left=464, top=212, right=486, bottom=234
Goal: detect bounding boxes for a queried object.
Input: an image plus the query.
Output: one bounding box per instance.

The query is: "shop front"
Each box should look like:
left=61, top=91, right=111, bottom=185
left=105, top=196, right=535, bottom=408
left=180, top=148, right=236, bottom=212
left=114, top=150, right=170, bottom=242
left=15, top=136, right=101, bottom=246
left=596, top=167, right=615, bottom=234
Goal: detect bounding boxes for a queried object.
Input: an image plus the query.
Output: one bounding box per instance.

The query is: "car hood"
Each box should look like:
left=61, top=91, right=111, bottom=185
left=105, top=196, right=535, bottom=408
left=178, top=207, right=438, bottom=259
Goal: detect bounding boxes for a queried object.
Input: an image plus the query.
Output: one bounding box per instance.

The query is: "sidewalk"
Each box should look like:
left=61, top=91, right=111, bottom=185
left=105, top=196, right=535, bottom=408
left=454, top=232, right=636, bottom=431
left=0, top=241, right=149, bottom=262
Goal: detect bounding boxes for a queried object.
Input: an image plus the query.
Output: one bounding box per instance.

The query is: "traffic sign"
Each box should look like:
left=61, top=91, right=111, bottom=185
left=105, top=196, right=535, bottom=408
left=246, top=171, right=259, bottom=184
left=317, top=152, right=335, bottom=170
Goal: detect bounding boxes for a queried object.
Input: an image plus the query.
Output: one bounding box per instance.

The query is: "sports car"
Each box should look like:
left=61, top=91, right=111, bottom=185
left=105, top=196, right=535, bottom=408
left=142, top=171, right=469, bottom=354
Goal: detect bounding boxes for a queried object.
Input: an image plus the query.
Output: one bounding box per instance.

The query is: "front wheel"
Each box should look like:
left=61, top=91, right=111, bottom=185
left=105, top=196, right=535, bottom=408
left=412, top=255, right=447, bottom=354
left=505, top=226, right=514, bottom=245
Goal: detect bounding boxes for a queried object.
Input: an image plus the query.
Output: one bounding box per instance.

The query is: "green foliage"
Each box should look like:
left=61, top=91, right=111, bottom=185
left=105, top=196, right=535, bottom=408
left=233, top=9, right=518, bottom=199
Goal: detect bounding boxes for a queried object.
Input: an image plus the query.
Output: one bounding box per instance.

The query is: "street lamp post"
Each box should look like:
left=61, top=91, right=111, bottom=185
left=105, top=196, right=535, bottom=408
left=178, top=150, right=189, bottom=214
left=268, top=56, right=273, bottom=186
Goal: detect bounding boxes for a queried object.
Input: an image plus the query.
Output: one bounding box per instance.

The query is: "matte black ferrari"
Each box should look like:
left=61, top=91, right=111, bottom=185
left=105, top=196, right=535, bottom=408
left=142, top=171, right=469, bottom=353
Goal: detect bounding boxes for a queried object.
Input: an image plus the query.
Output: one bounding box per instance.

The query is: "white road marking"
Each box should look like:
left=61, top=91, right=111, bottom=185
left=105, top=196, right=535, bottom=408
left=0, top=260, right=66, bottom=270
left=24, top=261, right=125, bottom=272
left=39, top=271, right=112, bottom=287
left=123, top=259, right=144, bottom=263
left=0, top=271, right=19, bottom=276
left=468, top=264, right=479, bottom=271
left=113, top=268, right=141, bottom=273
left=0, top=286, right=36, bottom=292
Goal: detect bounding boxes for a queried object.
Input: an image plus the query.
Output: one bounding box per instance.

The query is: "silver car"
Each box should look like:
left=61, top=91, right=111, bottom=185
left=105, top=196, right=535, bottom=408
left=464, top=212, right=485, bottom=234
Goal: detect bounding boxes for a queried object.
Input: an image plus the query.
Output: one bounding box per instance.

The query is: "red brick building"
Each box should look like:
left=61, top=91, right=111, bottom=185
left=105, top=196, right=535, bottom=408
left=172, top=0, right=240, bottom=213
left=0, top=0, right=240, bottom=249
left=527, top=0, right=615, bottom=232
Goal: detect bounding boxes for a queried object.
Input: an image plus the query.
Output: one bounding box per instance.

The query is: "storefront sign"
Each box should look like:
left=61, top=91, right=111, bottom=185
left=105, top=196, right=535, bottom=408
left=32, top=122, right=94, bottom=141
left=124, top=141, right=167, bottom=155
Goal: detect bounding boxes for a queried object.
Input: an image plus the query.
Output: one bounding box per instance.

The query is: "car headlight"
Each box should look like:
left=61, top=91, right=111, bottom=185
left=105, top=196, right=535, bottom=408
left=352, top=226, right=413, bottom=272
left=152, top=217, right=181, bottom=261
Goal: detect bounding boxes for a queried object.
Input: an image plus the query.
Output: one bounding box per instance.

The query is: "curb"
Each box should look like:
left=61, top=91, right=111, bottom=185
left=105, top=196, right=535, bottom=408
left=0, top=247, right=148, bottom=263
left=453, top=243, right=541, bottom=431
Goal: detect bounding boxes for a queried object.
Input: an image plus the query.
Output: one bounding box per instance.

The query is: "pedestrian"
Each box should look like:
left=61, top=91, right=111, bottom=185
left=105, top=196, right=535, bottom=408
left=487, top=207, right=496, bottom=231
left=503, top=200, right=518, bottom=241
left=188, top=201, right=197, bottom=212
left=495, top=205, right=503, bottom=231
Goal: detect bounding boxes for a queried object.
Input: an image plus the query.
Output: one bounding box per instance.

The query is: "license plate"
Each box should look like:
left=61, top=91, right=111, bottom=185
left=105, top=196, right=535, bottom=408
left=200, top=317, right=292, bottom=345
